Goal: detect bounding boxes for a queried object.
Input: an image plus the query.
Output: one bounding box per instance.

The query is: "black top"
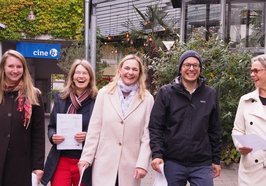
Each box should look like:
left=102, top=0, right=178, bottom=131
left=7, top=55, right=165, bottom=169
left=259, top=96, right=266, bottom=105
left=149, top=76, right=221, bottom=166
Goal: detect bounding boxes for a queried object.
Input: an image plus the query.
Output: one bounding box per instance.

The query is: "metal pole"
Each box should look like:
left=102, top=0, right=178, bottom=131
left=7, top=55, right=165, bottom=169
left=180, top=0, right=186, bottom=43
left=0, top=23, right=6, bottom=59
left=0, top=41, right=2, bottom=59
left=85, top=0, right=90, bottom=61
left=264, top=2, right=266, bottom=54
left=220, top=0, right=226, bottom=41
left=91, top=5, right=97, bottom=72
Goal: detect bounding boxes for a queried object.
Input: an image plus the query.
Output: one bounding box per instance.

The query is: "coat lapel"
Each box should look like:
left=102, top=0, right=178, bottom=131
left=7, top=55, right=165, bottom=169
left=243, top=89, right=266, bottom=120
left=124, top=94, right=142, bottom=119
left=108, top=89, right=124, bottom=119
left=249, top=101, right=266, bottom=120
left=108, top=89, right=143, bottom=120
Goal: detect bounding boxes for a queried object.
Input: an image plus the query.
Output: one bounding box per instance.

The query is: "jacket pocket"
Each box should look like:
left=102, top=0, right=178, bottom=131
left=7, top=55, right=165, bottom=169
left=242, top=150, right=266, bottom=168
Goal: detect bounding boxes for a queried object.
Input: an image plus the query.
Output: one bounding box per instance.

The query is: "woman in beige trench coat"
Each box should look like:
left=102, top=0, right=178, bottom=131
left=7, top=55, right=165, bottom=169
left=78, top=54, right=154, bottom=186
left=232, top=54, right=266, bottom=186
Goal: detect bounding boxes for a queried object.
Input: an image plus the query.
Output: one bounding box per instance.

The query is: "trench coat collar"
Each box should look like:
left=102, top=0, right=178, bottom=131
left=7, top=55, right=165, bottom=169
left=242, top=89, right=266, bottom=120
left=108, top=87, right=142, bottom=120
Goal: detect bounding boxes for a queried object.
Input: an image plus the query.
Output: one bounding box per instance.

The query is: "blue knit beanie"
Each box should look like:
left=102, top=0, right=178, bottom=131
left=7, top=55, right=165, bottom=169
left=178, top=50, right=202, bottom=74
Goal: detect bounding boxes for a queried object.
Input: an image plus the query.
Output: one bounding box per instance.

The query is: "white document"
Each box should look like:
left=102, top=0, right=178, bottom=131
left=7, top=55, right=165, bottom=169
left=32, top=173, right=38, bottom=186
left=153, top=164, right=168, bottom=186
left=233, top=134, right=266, bottom=152
left=56, top=114, right=82, bottom=150
left=78, top=166, right=86, bottom=186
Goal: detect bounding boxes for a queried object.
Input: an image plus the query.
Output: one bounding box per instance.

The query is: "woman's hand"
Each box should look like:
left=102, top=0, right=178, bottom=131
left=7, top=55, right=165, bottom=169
left=75, top=132, right=87, bottom=143
left=238, top=146, right=253, bottom=155
left=133, top=167, right=147, bottom=179
left=32, top=169, right=44, bottom=183
left=78, top=160, right=90, bottom=174
left=52, top=134, right=65, bottom=144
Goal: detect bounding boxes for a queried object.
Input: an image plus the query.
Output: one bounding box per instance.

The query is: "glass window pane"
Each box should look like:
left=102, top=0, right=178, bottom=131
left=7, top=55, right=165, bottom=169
left=228, top=2, right=264, bottom=48
left=185, top=3, right=221, bottom=41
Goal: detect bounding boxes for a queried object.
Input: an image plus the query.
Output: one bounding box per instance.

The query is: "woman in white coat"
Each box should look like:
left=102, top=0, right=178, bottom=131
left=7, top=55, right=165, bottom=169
left=78, top=54, right=154, bottom=186
left=232, top=54, right=266, bottom=186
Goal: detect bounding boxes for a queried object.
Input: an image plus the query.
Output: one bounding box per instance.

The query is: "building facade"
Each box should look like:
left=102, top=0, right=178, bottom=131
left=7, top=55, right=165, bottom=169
left=174, top=0, right=266, bottom=54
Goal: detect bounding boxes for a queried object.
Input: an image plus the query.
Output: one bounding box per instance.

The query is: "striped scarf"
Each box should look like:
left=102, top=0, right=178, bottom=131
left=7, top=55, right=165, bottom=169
left=67, top=90, right=90, bottom=114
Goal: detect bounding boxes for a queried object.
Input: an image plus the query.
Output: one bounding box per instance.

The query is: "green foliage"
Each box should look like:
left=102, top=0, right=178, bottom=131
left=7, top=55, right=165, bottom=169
left=0, top=0, right=84, bottom=40
left=221, top=144, right=241, bottom=166
left=57, top=43, right=85, bottom=74
left=51, top=74, right=65, bottom=80
left=57, top=41, right=110, bottom=89
left=95, top=62, right=110, bottom=89
left=146, top=29, right=254, bottom=165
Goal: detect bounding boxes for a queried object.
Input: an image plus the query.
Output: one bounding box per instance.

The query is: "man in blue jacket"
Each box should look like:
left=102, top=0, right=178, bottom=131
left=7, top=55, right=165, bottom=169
left=149, top=50, right=222, bottom=186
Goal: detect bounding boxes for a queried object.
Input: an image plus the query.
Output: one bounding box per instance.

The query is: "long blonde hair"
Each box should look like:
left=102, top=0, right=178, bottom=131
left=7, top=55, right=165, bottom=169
left=0, top=50, right=40, bottom=105
left=59, top=59, right=98, bottom=99
left=107, top=54, right=146, bottom=100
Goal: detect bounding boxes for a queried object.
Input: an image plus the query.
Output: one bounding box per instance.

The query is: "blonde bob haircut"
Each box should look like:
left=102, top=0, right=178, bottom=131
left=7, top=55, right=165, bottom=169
left=59, top=59, right=98, bottom=99
left=251, top=54, right=266, bottom=68
left=0, top=49, right=40, bottom=105
left=107, top=54, right=146, bottom=100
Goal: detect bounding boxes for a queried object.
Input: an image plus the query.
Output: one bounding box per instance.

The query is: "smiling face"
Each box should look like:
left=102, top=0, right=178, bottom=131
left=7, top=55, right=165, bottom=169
left=180, top=57, right=201, bottom=85
left=119, top=59, right=140, bottom=86
left=4, top=55, right=24, bottom=85
left=73, top=64, right=90, bottom=95
left=250, top=60, right=266, bottom=89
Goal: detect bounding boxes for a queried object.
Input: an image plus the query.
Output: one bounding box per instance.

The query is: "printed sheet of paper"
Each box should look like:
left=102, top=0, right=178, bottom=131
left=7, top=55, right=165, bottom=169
left=233, top=134, right=266, bottom=152
left=31, top=173, right=38, bottom=186
left=78, top=166, right=86, bottom=186
left=153, top=164, right=167, bottom=186
left=56, top=114, right=82, bottom=150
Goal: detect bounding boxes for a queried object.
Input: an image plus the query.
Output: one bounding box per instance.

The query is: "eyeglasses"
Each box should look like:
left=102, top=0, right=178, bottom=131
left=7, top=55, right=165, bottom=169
left=250, top=68, right=266, bottom=74
left=182, top=63, right=200, bottom=69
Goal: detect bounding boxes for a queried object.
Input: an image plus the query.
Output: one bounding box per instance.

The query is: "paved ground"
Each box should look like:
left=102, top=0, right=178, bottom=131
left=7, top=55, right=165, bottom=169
left=141, top=166, right=238, bottom=186
left=44, top=115, right=238, bottom=186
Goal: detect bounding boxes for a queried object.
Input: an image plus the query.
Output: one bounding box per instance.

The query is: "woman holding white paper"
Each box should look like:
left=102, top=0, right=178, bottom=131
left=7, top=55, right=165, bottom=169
left=232, top=54, right=266, bottom=186
left=0, top=50, right=45, bottom=186
left=41, top=59, right=97, bottom=186
left=78, top=54, right=154, bottom=186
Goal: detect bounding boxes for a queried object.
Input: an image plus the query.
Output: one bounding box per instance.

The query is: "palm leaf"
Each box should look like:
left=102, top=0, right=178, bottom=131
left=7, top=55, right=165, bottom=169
left=133, top=5, right=146, bottom=21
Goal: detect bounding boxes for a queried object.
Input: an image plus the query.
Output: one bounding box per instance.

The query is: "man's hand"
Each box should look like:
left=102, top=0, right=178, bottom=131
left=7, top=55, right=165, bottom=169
left=212, top=163, right=221, bottom=178
left=151, top=158, right=164, bottom=173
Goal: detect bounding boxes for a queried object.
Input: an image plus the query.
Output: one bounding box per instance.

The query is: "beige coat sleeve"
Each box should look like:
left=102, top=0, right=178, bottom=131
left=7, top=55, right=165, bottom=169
left=135, top=92, right=154, bottom=170
left=80, top=88, right=106, bottom=164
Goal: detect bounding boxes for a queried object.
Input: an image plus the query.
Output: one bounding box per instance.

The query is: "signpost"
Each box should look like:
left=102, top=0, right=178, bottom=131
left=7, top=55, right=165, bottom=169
left=16, top=42, right=61, bottom=59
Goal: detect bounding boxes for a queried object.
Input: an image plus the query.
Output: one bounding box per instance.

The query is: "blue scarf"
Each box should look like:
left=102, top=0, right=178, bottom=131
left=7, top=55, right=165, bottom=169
left=117, top=78, right=138, bottom=116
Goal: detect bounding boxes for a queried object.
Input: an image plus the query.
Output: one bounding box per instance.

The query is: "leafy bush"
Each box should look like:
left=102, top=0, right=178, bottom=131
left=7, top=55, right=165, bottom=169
left=145, top=29, right=254, bottom=165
